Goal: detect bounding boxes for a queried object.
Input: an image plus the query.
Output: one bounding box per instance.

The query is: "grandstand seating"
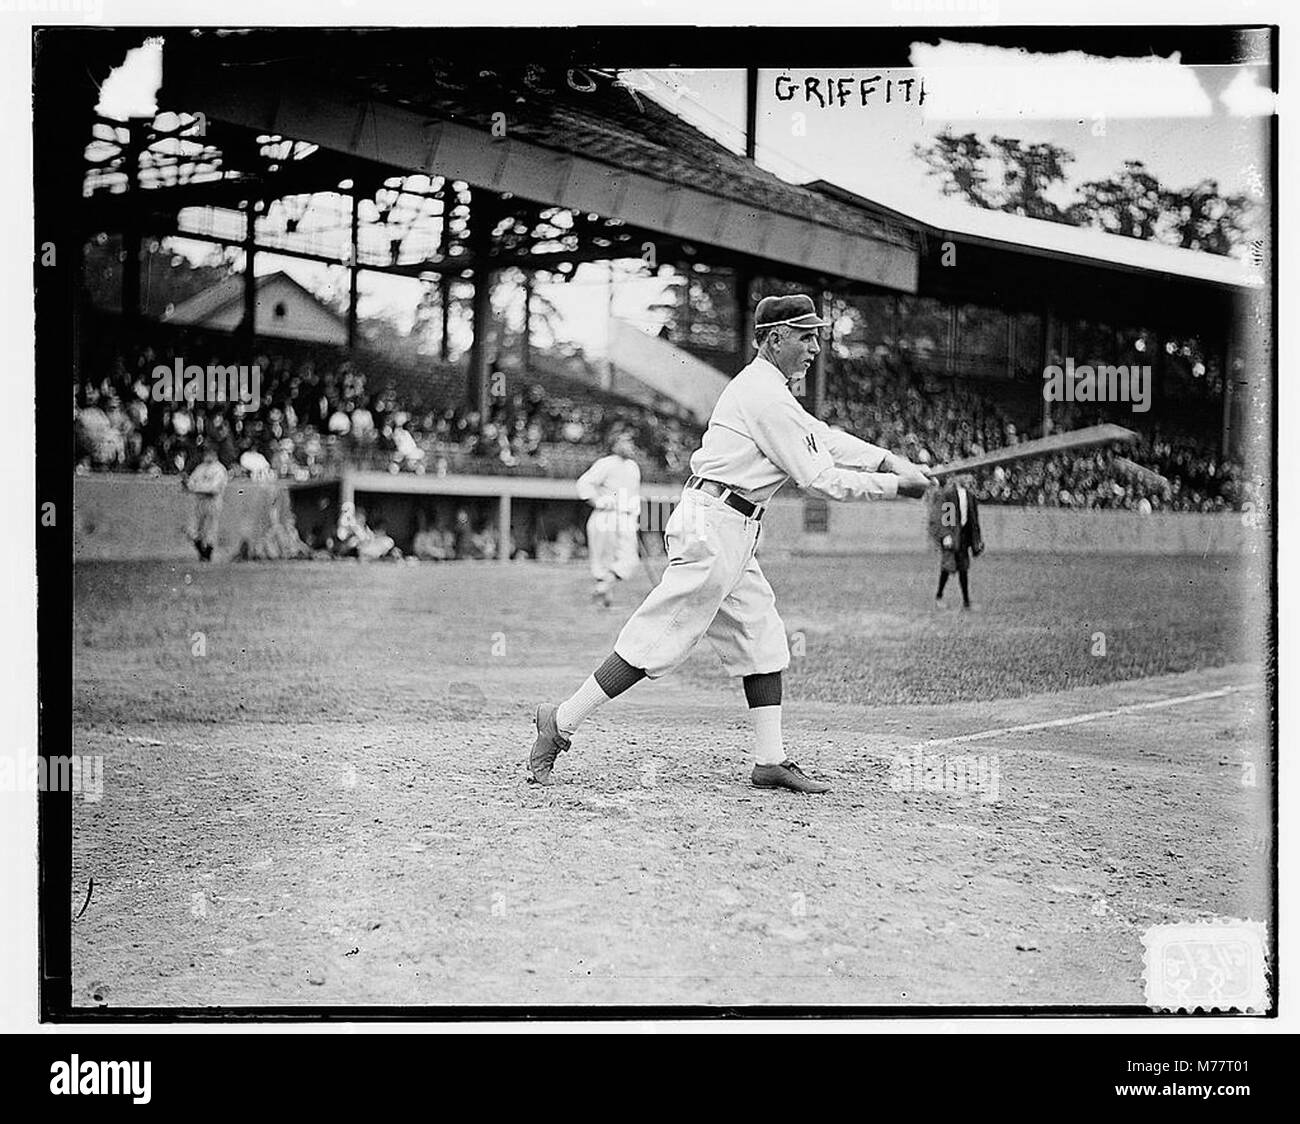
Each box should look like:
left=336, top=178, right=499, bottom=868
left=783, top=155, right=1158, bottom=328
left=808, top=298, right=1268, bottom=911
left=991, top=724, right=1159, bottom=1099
left=73, top=311, right=1258, bottom=514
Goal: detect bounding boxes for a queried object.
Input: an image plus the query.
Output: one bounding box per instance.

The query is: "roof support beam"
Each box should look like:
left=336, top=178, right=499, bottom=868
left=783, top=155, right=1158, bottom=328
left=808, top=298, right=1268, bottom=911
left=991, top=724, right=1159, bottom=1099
left=241, top=198, right=257, bottom=361
left=120, top=120, right=142, bottom=323
left=348, top=183, right=360, bottom=351
left=466, top=188, right=501, bottom=412
left=744, top=69, right=758, bottom=161
left=180, top=70, right=918, bottom=293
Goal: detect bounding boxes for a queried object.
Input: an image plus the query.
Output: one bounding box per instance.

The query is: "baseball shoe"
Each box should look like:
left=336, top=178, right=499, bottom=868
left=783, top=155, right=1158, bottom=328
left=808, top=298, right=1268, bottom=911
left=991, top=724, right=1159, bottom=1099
left=751, top=760, right=831, bottom=794
left=528, top=703, right=571, bottom=785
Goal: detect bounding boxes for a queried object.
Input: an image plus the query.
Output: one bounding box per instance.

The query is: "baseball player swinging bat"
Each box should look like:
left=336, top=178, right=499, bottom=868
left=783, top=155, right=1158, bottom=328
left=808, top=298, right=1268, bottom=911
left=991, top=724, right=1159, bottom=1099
left=529, top=293, right=933, bottom=795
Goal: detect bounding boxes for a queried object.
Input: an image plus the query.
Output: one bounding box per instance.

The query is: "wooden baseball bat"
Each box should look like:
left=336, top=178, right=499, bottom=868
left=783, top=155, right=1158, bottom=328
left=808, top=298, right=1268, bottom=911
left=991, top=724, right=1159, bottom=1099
left=927, top=424, right=1138, bottom=479
left=1113, top=455, right=1170, bottom=490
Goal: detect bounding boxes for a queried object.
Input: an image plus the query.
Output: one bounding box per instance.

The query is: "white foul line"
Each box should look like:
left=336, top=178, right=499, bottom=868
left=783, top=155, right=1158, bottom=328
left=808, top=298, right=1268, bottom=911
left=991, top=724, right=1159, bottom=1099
left=905, top=684, right=1254, bottom=751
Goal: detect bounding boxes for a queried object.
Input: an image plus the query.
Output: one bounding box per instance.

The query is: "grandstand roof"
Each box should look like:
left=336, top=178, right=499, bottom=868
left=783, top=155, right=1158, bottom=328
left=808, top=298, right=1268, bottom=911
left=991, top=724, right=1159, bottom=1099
left=340, top=58, right=911, bottom=250
left=160, top=38, right=919, bottom=291
left=92, top=29, right=1258, bottom=346
left=808, top=180, right=1263, bottom=292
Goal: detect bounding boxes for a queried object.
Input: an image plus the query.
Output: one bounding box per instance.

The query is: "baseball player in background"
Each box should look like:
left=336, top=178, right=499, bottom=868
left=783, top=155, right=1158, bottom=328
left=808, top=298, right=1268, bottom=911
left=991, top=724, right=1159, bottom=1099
left=576, top=428, right=642, bottom=607
left=529, top=294, right=933, bottom=794
left=184, top=443, right=229, bottom=562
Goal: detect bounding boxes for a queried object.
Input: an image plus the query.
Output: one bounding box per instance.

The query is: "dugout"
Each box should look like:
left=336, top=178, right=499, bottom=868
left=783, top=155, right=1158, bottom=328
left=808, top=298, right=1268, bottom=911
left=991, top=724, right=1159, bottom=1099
left=335, top=471, right=679, bottom=561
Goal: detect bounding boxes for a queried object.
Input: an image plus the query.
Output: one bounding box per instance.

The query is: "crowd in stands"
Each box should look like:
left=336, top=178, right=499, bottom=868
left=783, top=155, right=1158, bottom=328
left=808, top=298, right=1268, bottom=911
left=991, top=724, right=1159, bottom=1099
left=825, top=356, right=1263, bottom=515
left=73, top=327, right=700, bottom=485
left=967, top=433, right=1261, bottom=514
left=74, top=323, right=1263, bottom=516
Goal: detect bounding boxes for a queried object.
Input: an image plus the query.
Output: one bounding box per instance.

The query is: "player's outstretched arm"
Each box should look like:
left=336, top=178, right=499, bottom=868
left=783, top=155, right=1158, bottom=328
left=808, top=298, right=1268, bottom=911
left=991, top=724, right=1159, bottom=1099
left=806, top=464, right=937, bottom=501
left=820, top=426, right=932, bottom=498
left=820, top=425, right=893, bottom=470
left=750, top=401, right=932, bottom=503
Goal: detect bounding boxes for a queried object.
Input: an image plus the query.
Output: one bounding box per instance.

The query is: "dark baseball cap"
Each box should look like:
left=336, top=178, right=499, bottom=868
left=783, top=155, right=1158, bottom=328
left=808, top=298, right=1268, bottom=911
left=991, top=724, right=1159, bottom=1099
left=754, top=293, right=831, bottom=331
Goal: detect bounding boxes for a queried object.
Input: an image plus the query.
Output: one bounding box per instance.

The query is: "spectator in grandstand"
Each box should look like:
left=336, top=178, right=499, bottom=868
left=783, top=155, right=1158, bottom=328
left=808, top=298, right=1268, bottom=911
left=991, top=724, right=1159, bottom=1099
left=239, top=446, right=275, bottom=481
left=327, top=404, right=352, bottom=437
left=477, top=422, right=517, bottom=468
left=350, top=397, right=377, bottom=444
left=387, top=415, right=427, bottom=474
left=204, top=413, right=239, bottom=468
left=118, top=393, right=147, bottom=465
left=74, top=387, right=124, bottom=469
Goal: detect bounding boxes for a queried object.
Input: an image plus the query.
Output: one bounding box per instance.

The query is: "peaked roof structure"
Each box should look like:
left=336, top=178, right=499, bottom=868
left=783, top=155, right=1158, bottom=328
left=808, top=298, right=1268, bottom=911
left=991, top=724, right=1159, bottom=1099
left=164, top=270, right=348, bottom=327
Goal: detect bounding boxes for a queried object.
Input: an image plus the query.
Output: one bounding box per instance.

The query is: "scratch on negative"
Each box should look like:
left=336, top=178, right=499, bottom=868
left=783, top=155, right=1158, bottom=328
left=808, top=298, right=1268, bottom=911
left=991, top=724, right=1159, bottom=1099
left=75, top=878, right=94, bottom=920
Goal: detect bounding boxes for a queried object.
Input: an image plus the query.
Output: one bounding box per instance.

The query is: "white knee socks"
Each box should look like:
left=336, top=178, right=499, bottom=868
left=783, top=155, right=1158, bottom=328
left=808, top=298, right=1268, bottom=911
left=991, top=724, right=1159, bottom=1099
left=556, top=675, right=611, bottom=736
left=751, top=705, right=786, bottom=765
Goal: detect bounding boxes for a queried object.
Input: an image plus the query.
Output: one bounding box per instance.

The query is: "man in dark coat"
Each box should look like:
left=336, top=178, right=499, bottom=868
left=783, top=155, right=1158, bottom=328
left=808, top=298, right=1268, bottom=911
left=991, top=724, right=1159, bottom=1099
left=930, top=474, right=983, bottom=609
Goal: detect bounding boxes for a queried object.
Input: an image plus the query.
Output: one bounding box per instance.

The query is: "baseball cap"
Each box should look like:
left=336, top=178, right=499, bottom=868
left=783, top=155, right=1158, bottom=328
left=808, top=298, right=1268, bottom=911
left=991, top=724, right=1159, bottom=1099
left=754, top=293, right=831, bottom=331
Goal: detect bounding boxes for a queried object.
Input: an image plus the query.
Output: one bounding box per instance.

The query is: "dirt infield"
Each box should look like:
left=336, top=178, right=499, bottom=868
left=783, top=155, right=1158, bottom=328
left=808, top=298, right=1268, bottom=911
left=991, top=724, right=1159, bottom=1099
left=70, top=554, right=1271, bottom=1009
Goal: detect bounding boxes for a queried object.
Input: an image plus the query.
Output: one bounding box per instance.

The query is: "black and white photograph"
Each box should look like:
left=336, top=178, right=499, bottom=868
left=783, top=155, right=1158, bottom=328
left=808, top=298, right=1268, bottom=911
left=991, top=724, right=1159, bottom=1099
left=4, top=2, right=1290, bottom=1055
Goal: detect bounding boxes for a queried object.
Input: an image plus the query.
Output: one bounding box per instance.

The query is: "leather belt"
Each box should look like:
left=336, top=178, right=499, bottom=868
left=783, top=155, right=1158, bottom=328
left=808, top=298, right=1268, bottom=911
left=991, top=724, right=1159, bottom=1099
left=685, top=475, right=764, bottom=520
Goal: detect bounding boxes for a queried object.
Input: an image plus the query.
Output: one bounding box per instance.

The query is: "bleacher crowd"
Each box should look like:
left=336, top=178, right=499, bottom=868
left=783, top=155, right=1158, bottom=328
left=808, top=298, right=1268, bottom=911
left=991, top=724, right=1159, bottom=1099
left=73, top=328, right=699, bottom=485
left=74, top=325, right=1260, bottom=515
left=825, top=357, right=1262, bottom=515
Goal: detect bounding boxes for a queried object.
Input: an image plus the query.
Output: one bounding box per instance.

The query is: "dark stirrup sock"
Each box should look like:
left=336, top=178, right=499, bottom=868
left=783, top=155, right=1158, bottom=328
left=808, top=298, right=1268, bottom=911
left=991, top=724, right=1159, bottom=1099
left=742, top=671, right=783, bottom=709
left=594, top=651, right=647, bottom=698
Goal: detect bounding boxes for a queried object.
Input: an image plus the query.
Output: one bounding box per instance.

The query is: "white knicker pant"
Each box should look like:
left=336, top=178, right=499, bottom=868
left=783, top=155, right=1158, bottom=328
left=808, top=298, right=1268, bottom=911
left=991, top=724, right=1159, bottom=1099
left=614, top=488, right=790, bottom=679
left=587, top=509, right=641, bottom=584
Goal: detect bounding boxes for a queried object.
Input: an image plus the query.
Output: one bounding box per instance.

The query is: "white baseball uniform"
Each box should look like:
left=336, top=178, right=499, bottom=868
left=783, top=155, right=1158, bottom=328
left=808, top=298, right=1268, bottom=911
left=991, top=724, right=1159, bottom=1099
left=576, top=453, right=642, bottom=586
left=187, top=459, right=228, bottom=548
left=614, top=355, right=902, bottom=679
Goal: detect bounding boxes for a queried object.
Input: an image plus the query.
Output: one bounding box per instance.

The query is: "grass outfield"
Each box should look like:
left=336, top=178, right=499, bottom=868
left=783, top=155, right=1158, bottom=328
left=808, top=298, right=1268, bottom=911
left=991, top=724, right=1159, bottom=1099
left=73, top=551, right=1264, bottom=725
left=69, top=551, right=1271, bottom=1007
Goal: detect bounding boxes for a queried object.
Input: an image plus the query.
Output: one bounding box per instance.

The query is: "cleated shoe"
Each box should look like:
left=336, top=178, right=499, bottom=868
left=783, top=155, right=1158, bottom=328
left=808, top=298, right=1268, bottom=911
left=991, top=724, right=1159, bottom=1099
left=751, top=760, right=831, bottom=794
left=528, top=703, right=571, bottom=785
